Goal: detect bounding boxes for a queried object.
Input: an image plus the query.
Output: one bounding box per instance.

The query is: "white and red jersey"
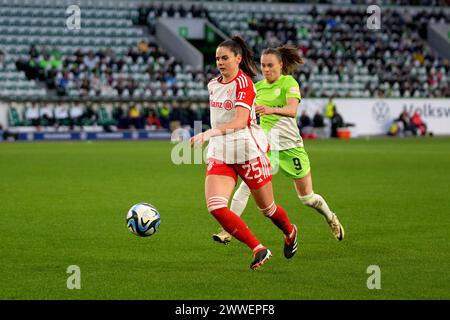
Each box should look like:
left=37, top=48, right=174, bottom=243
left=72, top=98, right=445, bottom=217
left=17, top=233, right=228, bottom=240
left=207, top=69, right=269, bottom=164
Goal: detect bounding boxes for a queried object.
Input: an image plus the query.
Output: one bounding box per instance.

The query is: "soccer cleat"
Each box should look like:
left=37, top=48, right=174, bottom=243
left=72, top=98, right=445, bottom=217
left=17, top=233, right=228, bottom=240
left=212, top=229, right=232, bottom=244
left=250, top=248, right=272, bottom=270
left=328, top=213, right=345, bottom=241
left=284, top=224, right=298, bottom=259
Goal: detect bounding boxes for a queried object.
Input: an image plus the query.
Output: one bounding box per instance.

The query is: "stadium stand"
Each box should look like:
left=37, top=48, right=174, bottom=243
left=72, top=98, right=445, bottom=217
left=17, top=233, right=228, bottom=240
left=206, top=3, right=450, bottom=98
left=2, top=1, right=448, bottom=101
left=5, top=1, right=212, bottom=100
left=0, top=0, right=449, bottom=136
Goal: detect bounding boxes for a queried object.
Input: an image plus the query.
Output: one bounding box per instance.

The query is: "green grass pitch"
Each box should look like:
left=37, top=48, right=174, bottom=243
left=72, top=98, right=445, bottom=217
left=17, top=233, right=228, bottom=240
left=0, top=137, right=449, bottom=300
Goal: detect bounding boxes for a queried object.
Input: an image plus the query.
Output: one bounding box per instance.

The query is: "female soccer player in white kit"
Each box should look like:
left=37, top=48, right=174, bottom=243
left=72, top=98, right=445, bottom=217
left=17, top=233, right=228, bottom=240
left=213, top=46, right=344, bottom=244
left=190, top=37, right=298, bottom=270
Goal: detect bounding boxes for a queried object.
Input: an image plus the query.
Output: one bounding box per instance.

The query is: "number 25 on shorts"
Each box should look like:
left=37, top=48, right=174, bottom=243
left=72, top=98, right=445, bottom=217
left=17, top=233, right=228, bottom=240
left=242, top=162, right=262, bottom=180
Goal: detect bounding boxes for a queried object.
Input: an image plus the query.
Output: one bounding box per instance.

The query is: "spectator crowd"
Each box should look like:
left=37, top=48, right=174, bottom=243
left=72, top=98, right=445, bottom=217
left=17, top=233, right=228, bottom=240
left=9, top=101, right=210, bottom=133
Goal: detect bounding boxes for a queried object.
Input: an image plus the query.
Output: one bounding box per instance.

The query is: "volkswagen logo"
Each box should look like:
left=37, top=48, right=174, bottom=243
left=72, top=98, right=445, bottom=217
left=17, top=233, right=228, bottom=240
left=372, top=101, right=390, bottom=122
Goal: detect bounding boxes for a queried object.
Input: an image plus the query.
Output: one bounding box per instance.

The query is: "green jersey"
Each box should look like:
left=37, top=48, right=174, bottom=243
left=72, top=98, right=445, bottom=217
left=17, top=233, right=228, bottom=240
left=255, top=75, right=303, bottom=151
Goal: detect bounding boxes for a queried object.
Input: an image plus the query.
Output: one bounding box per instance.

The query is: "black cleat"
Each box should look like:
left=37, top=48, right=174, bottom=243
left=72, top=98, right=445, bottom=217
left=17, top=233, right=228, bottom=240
left=284, top=224, right=298, bottom=259
left=250, top=248, right=272, bottom=270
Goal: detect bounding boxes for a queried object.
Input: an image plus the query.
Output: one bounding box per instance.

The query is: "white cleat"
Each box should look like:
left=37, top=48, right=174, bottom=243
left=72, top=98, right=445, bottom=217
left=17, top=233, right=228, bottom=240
left=327, top=213, right=345, bottom=241
left=212, top=229, right=232, bottom=244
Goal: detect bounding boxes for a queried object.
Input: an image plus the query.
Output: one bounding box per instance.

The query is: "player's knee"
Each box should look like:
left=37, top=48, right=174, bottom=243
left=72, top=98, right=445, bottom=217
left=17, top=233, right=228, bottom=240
left=207, top=196, right=228, bottom=214
left=258, top=201, right=277, bottom=217
left=299, top=193, right=321, bottom=208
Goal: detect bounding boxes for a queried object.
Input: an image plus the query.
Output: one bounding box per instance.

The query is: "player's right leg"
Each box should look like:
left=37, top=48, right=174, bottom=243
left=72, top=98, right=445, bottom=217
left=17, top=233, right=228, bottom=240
left=205, top=173, right=271, bottom=270
left=213, top=181, right=251, bottom=244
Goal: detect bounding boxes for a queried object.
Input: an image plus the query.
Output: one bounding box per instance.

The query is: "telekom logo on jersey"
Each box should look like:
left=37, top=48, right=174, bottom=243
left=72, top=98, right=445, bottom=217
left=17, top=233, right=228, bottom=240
left=237, top=92, right=246, bottom=100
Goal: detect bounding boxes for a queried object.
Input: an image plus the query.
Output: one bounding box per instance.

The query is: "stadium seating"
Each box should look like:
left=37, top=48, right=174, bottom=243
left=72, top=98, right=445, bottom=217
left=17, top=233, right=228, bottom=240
left=0, top=1, right=215, bottom=101
left=0, top=1, right=449, bottom=102
left=206, top=3, right=450, bottom=98
left=0, top=1, right=144, bottom=98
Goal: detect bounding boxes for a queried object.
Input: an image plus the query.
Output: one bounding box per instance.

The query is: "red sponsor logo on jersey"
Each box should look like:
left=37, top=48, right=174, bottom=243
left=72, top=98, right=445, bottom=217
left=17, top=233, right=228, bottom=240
left=223, top=99, right=233, bottom=110
left=210, top=101, right=222, bottom=108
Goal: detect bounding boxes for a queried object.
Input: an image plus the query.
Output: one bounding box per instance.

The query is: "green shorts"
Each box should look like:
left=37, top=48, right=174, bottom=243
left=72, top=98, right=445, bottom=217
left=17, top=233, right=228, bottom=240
left=268, top=147, right=311, bottom=179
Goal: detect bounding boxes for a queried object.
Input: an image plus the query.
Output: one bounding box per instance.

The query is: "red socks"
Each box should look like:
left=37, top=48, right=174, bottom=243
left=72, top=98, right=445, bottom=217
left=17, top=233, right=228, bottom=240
left=210, top=207, right=261, bottom=251
left=210, top=204, right=293, bottom=251
left=268, top=205, right=294, bottom=237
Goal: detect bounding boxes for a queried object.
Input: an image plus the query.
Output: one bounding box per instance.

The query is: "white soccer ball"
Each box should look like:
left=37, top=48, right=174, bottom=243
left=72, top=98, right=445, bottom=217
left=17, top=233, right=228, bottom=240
left=126, top=203, right=161, bottom=237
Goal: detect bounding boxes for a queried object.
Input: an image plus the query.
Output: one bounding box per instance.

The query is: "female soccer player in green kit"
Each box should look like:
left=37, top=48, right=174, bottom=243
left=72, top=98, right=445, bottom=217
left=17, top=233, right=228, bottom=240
left=213, top=45, right=345, bottom=245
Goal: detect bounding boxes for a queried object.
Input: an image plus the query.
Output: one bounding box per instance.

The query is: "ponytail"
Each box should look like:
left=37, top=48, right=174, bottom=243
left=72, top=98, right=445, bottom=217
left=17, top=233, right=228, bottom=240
left=262, top=45, right=304, bottom=75
left=218, top=35, right=257, bottom=78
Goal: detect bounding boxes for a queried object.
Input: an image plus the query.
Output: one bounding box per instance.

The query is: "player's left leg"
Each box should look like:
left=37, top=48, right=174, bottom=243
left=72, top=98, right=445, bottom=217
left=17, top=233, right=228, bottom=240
left=250, top=181, right=298, bottom=259
left=237, top=154, right=297, bottom=259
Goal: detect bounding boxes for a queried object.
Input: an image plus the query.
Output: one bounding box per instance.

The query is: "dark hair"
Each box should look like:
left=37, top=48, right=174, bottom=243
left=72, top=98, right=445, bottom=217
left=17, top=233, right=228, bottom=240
left=262, top=45, right=304, bottom=75
left=218, top=35, right=257, bottom=78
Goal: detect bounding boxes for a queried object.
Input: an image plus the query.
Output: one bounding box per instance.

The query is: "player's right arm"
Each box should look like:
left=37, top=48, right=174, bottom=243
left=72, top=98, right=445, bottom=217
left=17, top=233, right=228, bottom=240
left=191, top=74, right=255, bottom=147
left=190, top=107, right=250, bottom=147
